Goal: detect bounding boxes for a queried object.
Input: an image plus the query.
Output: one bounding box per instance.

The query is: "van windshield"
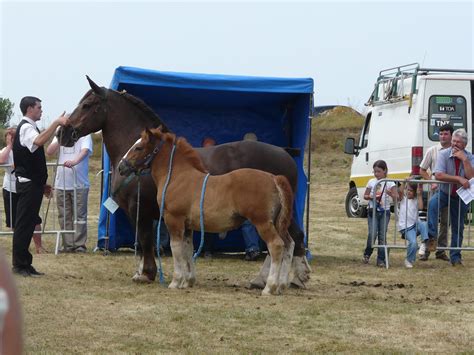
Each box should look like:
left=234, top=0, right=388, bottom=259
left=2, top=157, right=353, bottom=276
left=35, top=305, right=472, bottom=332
left=359, top=114, right=371, bottom=148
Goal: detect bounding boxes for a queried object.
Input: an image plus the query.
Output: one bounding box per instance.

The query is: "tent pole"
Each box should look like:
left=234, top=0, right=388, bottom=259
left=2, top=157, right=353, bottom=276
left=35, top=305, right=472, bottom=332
left=305, top=102, right=314, bottom=258
left=103, top=145, right=111, bottom=256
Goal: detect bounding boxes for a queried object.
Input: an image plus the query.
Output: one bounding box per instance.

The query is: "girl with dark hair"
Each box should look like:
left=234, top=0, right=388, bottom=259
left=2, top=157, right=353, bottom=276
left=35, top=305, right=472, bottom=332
left=0, top=128, right=18, bottom=229
left=363, top=160, right=397, bottom=267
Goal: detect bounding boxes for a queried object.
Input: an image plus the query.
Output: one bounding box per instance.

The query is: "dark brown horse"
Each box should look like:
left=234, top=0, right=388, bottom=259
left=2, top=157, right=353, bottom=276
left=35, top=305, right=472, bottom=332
left=119, top=128, right=295, bottom=295
left=58, top=77, right=311, bottom=288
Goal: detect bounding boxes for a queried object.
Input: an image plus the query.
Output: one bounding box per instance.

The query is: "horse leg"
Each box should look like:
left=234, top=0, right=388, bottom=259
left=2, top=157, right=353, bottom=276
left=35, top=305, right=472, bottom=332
left=288, top=219, right=312, bottom=288
left=180, top=229, right=196, bottom=288
left=278, top=237, right=295, bottom=292
left=250, top=255, right=270, bottom=289
left=131, top=215, right=157, bottom=283
left=167, top=224, right=187, bottom=289
left=290, top=255, right=312, bottom=288
left=256, top=223, right=285, bottom=296
left=251, top=237, right=295, bottom=291
left=253, top=218, right=310, bottom=289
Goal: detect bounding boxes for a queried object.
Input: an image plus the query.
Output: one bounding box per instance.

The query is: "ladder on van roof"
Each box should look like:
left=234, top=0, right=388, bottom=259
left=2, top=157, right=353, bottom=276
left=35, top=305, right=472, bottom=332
left=367, top=63, right=474, bottom=113
left=366, top=63, right=420, bottom=112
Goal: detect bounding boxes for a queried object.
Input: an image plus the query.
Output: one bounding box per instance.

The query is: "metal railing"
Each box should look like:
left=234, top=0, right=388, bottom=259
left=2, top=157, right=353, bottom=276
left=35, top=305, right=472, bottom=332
left=369, top=178, right=474, bottom=268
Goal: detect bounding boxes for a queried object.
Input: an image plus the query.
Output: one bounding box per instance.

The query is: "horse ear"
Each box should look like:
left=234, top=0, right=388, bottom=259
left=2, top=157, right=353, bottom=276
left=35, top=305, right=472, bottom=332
left=86, top=75, right=106, bottom=99
left=149, top=127, right=161, bottom=138
left=144, top=128, right=154, bottom=141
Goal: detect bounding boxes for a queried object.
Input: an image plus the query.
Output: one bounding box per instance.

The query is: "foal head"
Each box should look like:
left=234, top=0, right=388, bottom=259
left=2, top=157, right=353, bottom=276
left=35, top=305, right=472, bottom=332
left=118, top=127, right=169, bottom=176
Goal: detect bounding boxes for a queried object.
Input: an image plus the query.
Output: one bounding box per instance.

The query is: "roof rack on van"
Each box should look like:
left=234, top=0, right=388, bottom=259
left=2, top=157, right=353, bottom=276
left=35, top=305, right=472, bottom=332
left=366, top=63, right=420, bottom=111
left=367, top=64, right=474, bottom=113
left=418, top=67, right=474, bottom=75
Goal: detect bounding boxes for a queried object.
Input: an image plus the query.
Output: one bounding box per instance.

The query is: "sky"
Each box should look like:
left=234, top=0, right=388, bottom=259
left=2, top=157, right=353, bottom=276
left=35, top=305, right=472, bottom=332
left=0, top=0, right=473, bottom=128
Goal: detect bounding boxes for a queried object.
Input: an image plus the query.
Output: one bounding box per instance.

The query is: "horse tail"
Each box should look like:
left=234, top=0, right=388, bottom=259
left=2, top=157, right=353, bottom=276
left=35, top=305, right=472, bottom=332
left=273, top=175, right=294, bottom=246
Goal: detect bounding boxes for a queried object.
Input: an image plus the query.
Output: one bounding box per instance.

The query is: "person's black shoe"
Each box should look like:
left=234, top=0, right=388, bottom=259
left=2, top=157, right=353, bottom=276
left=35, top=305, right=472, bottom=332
left=12, top=267, right=31, bottom=277
left=419, top=254, right=429, bottom=261
left=28, top=266, right=45, bottom=276
left=244, top=250, right=260, bottom=261
left=435, top=253, right=450, bottom=261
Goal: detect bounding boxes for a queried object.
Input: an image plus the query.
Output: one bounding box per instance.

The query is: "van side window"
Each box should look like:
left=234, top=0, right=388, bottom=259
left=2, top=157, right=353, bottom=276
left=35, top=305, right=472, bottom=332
left=428, top=95, right=467, bottom=141
left=359, top=114, right=371, bottom=149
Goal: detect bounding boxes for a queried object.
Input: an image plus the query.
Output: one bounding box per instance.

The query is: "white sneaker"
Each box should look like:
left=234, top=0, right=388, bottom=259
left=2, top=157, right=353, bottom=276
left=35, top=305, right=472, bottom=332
left=404, top=259, right=414, bottom=268
left=418, top=242, right=426, bottom=256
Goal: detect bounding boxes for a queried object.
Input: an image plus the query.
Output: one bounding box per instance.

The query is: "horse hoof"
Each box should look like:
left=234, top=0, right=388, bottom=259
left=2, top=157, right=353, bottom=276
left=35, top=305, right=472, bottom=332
left=291, top=256, right=312, bottom=285
left=181, top=279, right=195, bottom=288
left=278, top=283, right=288, bottom=292
left=168, top=281, right=179, bottom=289
left=294, top=270, right=310, bottom=284
left=132, top=273, right=153, bottom=283
left=188, top=277, right=196, bottom=287
left=290, top=276, right=306, bottom=289
left=249, top=276, right=266, bottom=289
left=262, top=284, right=281, bottom=296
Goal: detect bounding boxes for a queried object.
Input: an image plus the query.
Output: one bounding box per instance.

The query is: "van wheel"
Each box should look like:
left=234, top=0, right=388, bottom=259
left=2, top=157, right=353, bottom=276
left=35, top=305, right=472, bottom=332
left=345, top=187, right=367, bottom=218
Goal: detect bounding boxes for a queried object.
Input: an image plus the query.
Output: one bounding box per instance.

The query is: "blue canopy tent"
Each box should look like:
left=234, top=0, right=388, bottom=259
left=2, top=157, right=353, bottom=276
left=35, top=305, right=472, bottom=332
left=97, top=66, right=313, bottom=251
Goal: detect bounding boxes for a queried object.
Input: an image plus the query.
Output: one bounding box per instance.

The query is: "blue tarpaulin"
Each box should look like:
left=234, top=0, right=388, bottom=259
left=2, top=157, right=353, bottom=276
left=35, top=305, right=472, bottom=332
left=98, top=66, right=313, bottom=251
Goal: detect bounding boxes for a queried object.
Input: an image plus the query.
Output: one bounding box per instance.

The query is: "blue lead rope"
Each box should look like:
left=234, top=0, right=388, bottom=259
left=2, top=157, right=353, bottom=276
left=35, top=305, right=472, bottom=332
left=155, top=144, right=177, bottom=284
left=134, top=178, right=140, bottom=259
left=193, top=173, right=210, bottom=261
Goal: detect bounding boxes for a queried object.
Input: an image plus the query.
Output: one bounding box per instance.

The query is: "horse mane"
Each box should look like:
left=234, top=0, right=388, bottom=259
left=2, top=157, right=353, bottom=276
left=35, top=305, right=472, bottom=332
left=118, top=91, right=168, bottom=130
left=161, top=132, right=208, bottom=173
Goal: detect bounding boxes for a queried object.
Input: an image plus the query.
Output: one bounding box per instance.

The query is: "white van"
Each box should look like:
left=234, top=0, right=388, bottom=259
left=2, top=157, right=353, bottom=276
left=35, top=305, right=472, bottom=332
left=344, top=63, right=474, bottom=217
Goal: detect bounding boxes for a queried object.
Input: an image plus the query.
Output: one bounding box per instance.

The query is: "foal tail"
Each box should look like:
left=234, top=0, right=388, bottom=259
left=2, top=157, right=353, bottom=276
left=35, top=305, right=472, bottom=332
left=274, top=175, right=294, bottom=246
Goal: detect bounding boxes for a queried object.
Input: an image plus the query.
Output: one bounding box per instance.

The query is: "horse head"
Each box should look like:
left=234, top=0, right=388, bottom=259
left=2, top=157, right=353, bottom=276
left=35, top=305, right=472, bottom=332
left=118, top=127, right=167, bottom=176
left=57, top=76, right=108, bottom=147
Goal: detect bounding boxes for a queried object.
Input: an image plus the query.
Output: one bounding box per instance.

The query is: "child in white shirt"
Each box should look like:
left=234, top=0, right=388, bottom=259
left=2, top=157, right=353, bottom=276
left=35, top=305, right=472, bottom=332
left=363, top=160, right=397, bottom=267
left=397, top=181, right=429, bottom=268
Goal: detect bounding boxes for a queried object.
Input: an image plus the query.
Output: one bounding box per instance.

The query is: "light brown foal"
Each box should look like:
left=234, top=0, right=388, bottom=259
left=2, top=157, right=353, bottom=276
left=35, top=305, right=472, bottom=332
left=119, top=128, right=295, bottom=295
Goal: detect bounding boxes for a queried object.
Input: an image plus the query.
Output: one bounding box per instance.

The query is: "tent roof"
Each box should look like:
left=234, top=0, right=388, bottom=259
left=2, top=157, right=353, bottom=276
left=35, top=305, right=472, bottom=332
left=100, top=66, right=313, bottom=251
left=111, top=66, right=313, bottom=94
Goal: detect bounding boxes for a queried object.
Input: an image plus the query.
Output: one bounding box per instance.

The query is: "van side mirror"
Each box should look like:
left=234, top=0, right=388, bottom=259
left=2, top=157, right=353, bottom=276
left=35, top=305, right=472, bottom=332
left=344, top=137, right=359, bottom=156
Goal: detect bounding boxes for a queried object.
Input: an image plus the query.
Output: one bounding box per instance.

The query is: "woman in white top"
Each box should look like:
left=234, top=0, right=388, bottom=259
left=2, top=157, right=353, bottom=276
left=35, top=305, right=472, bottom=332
left=0, top=128, right=18, bottom=229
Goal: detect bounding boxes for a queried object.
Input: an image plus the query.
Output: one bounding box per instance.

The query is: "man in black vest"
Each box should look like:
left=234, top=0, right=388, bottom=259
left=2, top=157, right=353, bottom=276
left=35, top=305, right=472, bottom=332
left=12, top=96, right=68, bottom=277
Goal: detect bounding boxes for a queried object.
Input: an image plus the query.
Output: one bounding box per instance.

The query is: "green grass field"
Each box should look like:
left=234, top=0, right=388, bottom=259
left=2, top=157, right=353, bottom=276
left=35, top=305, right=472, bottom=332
left=1, top=109, right=473, bottom=353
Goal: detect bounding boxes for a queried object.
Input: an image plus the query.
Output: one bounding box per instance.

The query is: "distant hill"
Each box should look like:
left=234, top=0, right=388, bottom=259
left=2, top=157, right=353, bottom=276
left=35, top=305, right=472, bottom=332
left=309, top=106, right=364, bottom=183
left=311, top=106, right=364, bottom=154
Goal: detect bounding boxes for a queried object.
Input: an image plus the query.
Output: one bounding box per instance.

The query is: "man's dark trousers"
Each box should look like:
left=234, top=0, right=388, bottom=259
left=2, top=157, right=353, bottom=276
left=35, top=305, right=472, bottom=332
left=12, top=180, right=44, bottom=269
